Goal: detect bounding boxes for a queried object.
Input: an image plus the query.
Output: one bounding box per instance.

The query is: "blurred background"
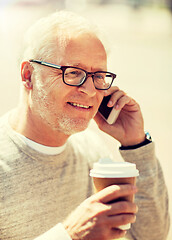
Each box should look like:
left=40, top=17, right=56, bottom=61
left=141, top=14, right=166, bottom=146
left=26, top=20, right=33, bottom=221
left=0, top=0, right=171, bottom=238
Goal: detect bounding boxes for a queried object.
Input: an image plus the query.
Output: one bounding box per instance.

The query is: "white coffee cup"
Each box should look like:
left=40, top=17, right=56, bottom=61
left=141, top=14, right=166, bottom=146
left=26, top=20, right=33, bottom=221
left=90, top=158, right=139, bottom=230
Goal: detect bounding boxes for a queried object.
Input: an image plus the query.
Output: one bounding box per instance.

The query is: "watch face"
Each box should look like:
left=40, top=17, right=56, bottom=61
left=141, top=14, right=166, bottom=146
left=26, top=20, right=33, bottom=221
left=145, top=131, right=152, bottom=141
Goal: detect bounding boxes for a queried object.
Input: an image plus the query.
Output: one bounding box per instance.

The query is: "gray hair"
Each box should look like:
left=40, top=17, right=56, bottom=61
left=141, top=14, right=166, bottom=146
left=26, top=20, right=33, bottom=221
left=21, top=11, right=109, bottom=64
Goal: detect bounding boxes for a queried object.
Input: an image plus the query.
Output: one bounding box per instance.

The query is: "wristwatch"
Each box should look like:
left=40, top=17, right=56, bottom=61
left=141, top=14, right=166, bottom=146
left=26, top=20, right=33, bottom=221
left=120, top=131, right=152, bottom=150
left=145, top=131, right=152, bottom=142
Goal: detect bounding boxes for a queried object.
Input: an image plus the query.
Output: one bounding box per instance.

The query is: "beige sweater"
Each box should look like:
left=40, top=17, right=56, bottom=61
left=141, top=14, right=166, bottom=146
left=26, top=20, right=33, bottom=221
left=0, top=113, right=170, bottom=240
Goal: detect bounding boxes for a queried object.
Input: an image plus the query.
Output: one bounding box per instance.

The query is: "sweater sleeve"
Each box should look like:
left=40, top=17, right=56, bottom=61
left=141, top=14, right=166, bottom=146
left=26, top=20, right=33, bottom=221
left=119, top=142, right=170, bottom=240
left=34, top=223, right=72, bottom=240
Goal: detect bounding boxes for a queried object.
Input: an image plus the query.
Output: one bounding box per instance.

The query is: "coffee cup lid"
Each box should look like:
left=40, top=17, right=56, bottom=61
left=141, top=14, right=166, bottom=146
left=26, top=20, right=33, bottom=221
left=90, top=158, right=139, bottom=178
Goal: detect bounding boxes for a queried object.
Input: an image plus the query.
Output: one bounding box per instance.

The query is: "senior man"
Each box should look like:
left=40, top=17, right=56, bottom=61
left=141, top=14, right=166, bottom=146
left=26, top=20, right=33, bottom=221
left=0, top=11, right=170, bottom=240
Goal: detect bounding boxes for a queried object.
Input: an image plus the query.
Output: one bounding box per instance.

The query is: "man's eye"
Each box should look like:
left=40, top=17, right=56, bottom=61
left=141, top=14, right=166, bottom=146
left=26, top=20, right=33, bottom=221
left=65, top=70, right=81, bottom=77
left=96, top=75, right=104, bottom=79
left=70, top=71, right=79, bottom=75
left=95, top=74, right=105, bottom=80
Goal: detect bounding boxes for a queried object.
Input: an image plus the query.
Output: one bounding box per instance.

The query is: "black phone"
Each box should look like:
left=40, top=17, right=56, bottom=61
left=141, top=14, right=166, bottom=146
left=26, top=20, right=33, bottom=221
left=98, top=95, right=120, bottom=124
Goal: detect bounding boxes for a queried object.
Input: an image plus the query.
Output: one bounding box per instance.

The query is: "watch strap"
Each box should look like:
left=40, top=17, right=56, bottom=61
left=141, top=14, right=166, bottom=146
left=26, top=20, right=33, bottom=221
left=119, top=131, right=152, bottom=150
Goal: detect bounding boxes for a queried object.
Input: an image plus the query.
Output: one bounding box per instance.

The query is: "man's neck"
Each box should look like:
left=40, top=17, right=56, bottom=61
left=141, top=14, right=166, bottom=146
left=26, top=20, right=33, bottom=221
left=9, top=107, right=69, bottom=147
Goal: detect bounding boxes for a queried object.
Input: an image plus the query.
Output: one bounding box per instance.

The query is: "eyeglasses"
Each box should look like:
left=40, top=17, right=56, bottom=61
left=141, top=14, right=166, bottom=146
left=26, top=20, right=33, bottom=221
left=29, top=59, right=116, bottom=90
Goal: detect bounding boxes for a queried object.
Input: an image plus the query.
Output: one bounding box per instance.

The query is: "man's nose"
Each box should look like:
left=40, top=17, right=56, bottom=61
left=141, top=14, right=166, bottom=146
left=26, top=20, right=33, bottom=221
left=78, top=75, right=96, bottom=97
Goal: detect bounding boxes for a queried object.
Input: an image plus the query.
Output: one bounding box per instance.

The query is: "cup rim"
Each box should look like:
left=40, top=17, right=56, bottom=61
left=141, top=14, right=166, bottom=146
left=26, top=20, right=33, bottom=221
left=90, top=160, right=139, bottom=178
left=90, top=170, right=139, bottom=178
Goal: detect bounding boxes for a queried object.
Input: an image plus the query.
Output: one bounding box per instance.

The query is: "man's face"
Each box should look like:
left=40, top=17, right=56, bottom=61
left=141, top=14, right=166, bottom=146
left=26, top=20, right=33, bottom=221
left=31, top=33, right=107, bottom=135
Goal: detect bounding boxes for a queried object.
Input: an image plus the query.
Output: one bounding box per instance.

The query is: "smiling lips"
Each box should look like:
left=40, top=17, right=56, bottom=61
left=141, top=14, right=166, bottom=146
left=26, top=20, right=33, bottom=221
left=68, top=102, right=92, bottom=109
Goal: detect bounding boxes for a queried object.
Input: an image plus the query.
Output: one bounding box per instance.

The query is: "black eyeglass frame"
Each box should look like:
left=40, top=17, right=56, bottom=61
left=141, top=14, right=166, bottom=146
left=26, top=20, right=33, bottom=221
left=29, top=59, right=116, bottom=90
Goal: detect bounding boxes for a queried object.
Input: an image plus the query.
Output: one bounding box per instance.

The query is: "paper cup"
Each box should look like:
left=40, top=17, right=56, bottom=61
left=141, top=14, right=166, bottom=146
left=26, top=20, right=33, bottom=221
left=90, top=158, right=139, bottom=230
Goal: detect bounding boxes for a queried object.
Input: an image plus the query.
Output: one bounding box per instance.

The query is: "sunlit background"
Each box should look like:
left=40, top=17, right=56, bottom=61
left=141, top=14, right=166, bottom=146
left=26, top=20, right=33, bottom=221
left=0, top=0, right=172, bottom=238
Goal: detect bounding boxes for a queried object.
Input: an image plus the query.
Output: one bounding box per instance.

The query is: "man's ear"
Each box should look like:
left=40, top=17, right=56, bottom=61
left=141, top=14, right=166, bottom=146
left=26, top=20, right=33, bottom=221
left=21, top=61, right=33, bottom=89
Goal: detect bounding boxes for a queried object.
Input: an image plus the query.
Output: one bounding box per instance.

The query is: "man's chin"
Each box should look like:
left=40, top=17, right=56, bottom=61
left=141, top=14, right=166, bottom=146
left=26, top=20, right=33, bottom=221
left=57, top=117, right=91, bottom=136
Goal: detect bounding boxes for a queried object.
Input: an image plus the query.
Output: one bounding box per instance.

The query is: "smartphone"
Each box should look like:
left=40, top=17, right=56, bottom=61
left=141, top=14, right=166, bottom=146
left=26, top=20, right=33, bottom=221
left=98, top=95, right=120, bottom=125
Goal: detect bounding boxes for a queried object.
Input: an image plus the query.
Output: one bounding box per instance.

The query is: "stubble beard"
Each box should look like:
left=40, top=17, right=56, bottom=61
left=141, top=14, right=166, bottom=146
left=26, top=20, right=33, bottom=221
left=33, top=96, right=90, bottom=136
left=38, top=108, right=90, bottom=136
left=55, top=113, right=90, bottom=135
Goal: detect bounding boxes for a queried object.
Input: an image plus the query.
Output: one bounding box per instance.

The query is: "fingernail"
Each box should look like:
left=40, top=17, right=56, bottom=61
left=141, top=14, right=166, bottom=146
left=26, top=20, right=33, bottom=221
left=108, top=101, right=113, bottom=107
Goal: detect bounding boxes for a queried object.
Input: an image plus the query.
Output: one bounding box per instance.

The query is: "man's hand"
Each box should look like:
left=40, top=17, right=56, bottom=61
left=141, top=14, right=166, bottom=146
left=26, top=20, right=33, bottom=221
left=94, top=86, right=145, bottom=146
left=63, top=184, right=138, bottom=240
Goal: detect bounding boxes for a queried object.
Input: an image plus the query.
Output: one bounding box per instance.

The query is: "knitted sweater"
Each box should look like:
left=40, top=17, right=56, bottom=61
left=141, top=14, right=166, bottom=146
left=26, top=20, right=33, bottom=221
left=0, top=112, right=170, bottom=240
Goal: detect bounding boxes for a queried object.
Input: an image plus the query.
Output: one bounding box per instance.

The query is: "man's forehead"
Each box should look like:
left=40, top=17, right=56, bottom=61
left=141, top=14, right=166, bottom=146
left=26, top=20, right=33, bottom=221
left=59, top=36, right=107, bottom=70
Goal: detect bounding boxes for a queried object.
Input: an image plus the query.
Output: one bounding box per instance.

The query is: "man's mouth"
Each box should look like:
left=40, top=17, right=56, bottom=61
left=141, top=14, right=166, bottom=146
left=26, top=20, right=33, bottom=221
left=68, top=102, right=91, bottom=109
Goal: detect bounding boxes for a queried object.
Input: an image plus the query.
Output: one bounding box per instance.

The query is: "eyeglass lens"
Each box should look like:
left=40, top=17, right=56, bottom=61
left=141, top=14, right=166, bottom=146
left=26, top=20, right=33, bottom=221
left=64, top=67, right=113, bottom=90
